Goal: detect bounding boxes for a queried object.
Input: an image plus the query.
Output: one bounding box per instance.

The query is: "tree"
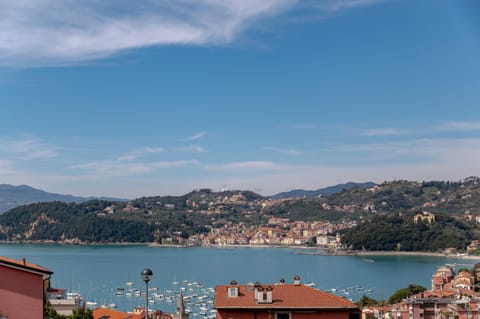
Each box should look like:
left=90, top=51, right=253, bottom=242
left=71, top=309, right=93, bottom=319
left=387, top=284, right=427, bottom=304
left=44, top=301, right=93, bottom=319
left=356, top=294, right=378, bottom=307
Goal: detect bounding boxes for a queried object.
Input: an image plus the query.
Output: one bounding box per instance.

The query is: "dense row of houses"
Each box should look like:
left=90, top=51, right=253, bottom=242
left=162, top=218, right=352, bottom=248
left=364, top=264, right=480, bottom=319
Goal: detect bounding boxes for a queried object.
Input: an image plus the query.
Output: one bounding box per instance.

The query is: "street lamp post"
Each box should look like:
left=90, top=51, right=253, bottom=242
left=142, top=268, right=153, bottom=319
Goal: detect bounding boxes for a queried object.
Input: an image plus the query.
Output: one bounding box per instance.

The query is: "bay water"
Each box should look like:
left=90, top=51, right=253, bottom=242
left=0, top=244, right=474, bottom=313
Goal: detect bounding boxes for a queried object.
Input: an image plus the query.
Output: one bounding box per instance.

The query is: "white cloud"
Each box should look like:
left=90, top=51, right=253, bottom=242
left=174, top=145, right=207, bottom=153
left=0, top=0, right=395, bottom=67
left=182, top=132, right=207, bottom=141
left=0, top=0, right=297, bottom=66
left=326, top=0, right=387, bottom=11
left=4, top=136, right=480, bottom=198
left=204, top=161, right=293, bottom=171
left=439, top=121, right=480, bottom=132
left=73, top=159, right=199, bottom=176
left=0, top=160, right=18, bottom=176
left=0, top=137, right=60, bottom=159
left=199, top=137, right=480, bottom=195
left=290, top=124, right=317, bottom=129
left=117, top=147, right=165, bottom=161
left=363, top=128, right=406, bottom=136
left=263, top=146, right=300, bottom=155
left=322, top=137, right=480, bottom=171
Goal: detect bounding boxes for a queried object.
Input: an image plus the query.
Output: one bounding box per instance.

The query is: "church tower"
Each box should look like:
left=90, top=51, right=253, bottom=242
left=173, top=291, right=189, bottom=319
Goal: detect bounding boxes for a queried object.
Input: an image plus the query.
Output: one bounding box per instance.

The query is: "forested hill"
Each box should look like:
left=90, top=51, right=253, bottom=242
left=341, top=212, right=478, bottom=251
left=0, top=189, right=267, bottom=243
left=0, top=201, right=155, bottom=243
left=2, top=178, right=480, bottom=247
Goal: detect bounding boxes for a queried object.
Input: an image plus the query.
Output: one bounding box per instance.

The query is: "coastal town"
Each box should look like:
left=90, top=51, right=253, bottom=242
left=3, top=179, right=480, bottom=255
left=162, top=216, right=352, bottom=249
left=3, top=254, right=480, bottom=319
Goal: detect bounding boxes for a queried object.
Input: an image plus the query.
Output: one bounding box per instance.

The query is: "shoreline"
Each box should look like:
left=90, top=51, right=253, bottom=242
left=2, top=240, right=480, bottom=261
left=352, top=250, right=480, bottom=260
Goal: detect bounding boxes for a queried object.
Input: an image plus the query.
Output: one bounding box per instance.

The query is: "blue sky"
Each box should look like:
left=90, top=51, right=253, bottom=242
left=1, top=0, right=480, bottom=198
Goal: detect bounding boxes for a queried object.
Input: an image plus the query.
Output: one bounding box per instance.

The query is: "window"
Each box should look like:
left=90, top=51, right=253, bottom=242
left=276, top=312, right=290, bottom=319
left=349, top=312, right=360, bottom=319
left=228, top=287, right=238, bottom=297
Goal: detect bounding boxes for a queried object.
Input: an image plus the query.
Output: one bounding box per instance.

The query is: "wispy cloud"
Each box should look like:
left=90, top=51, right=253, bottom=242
left=290, top=124, right=317, bottom=129
left=328, top=137, right=480, bottom=165
left=363, top=128, right=406, bottom=137
left=0, top=0, right=394, bottom=67
left=0, top=0, right=297, bottom=67
left=174, top=145, right=207, bottom=153
left=204, top=161, right=293, bottom=171
left=439, top=121, right=480, bottom=132
left=0, top=137, right=60, bottom=159
left=287, top=0, right=390, bottom=24
left=74, top=159, right=199, bottom=176
left=0, top=159, right=18, bottom=176
left=263, top=146, right=300, bottom=155
left=182, top=131, right=207, bottom=142
left=117, top=147, right=165, bottom=161
left=324, top=0, right=388, bottom=11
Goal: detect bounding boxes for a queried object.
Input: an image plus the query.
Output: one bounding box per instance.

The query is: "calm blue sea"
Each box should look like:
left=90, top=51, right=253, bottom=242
left=0, top=244, right=474, bottom=313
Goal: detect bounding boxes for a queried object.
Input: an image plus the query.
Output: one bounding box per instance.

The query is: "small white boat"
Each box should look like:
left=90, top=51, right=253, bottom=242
left=86, top=301, right=97, bottom=309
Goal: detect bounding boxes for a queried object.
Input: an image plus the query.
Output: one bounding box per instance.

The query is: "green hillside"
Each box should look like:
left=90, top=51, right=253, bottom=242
left=1, top=178, right=480, bottom=249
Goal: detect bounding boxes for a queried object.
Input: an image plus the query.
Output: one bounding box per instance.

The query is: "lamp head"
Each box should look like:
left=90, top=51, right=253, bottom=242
left=142, top=268, right=153, bottom=283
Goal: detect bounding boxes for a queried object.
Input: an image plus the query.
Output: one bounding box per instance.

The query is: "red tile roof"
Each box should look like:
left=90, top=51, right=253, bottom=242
left=0, top=255, right=52, bottom=275
left=93, top=307, right=143, bottom=319
left=214, top=284, right=358, bottom=310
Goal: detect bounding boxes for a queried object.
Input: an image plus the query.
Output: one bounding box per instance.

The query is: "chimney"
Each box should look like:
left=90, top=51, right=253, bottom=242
left=279, top=278, right=285, bottom=285
left=22, top=258, right=26, bottom=265
left=265, top=286, right=273, bottom=303
left=256, top=286, right=273, bottom=304
left=254, top=283, right=263, bottom=303
left=228, top=280, right=239, bottom=298
left=294, top=275, right=301, bottom=286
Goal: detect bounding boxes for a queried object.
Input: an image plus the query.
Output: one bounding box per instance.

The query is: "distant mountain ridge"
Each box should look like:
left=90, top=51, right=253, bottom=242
left=0, top=184, right=127, bottom=214
left=0, top=182, right=378, bottom=213
left=270, top=182, right=377, bottom=199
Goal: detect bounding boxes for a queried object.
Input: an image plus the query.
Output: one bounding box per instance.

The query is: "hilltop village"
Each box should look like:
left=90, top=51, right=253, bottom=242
left=3, top=255, right=480, bottom=319
left=2, top=178, right=480, bottom=254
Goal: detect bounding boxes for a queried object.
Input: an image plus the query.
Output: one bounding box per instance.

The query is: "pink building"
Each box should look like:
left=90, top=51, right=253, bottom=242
left=388, top=265, right=480, bottom=319
left=0, top=256, right=53, bottom=319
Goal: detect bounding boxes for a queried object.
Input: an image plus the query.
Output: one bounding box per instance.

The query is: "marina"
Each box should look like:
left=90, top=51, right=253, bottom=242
left=0, top=244, right=476, bottom=313
left=90, top=279, right=218, bottom=318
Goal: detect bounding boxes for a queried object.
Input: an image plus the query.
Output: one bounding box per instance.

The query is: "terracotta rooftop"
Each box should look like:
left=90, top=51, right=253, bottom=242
left=93, top=307, right=143, bottom=319
left=215, top=284, right=358, bottom=310
left=0, top=255, right=52, bottom=275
